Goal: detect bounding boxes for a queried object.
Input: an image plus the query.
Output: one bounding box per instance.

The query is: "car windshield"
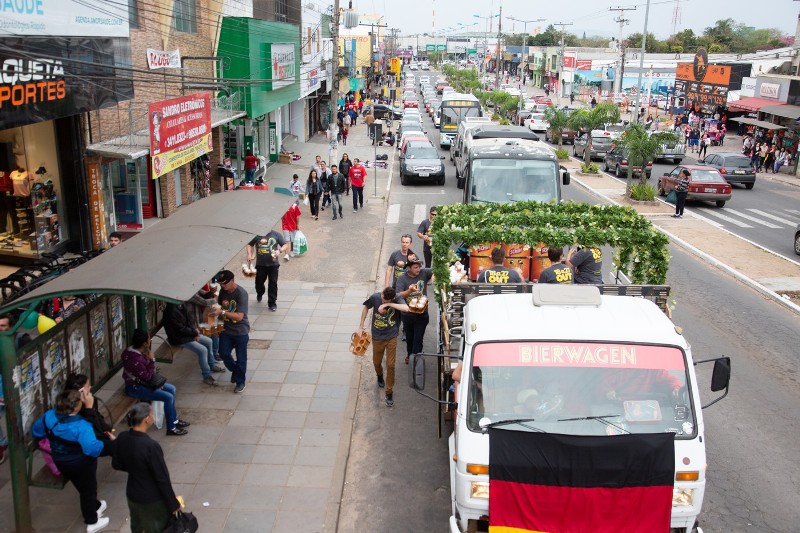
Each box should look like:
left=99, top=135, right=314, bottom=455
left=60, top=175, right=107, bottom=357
left=407, top=146, right=439, bottom=159
left=592, top=137, right=613, bottom=147
left=606, top=124, right=626, bottom=133
left=689, top=170, right=726, bottom=183
left=465, top=341, right=695, bottom=438
left=470, top=159, right=558, bottom=203
left=725, top=156, right=752, bottom=168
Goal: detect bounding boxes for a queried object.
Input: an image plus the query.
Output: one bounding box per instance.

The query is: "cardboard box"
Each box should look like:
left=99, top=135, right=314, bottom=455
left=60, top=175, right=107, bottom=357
left=278, top=153, right=292, bottom=164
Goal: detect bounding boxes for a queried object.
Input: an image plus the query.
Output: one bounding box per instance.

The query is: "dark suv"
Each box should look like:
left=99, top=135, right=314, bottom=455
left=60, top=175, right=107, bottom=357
left=700, top=152, right=756, bottom=189
left=602, top=148, right=652, bottom=179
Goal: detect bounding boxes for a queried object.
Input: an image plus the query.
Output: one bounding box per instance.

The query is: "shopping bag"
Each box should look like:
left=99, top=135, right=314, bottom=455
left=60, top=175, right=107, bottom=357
left=303, top=195, right=310, bottom=206
left=162, top=510, right=198, bottom=533
left=293, top=231, right=308, bottom=256
left=153, top=401, right=165, bottom=430
left=665, top=190, right=677, bottom=205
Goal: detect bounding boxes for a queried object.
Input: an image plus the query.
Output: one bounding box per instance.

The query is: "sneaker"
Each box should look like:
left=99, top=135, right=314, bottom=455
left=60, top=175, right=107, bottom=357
left=86, top=516, right=109, bottom=533
left=203, top=376, right=218, bottom=386
left=175, top=419, right=191, bottom=428
left=353, top=209, right=357, bottom=213
left=283, top=254, right=290, bottom=261
left=385, top=393, right=394, bottom=407
left=215, top=354, right=222, bottom=362
left=96, top=500, right=107, bottom=519
left=257, top=294, right=263, bottom=302
left=234, top=383, right=247, bottom=393
left=377, top=375, right=385, bottom=388
left=678, top=215, right=683, bottom=218
left=333, top=216, right=337, bottom=220
left=166, top=427, right=188, bottom=436
left=321, top=206, right=325, bottom=211
left=211, top=365, right=226, bottom=373
left=269, top=304, right=277, bottom=312
left=672, top=214, right=679, bottom=218
left=0, top=446, right=6, bottom=465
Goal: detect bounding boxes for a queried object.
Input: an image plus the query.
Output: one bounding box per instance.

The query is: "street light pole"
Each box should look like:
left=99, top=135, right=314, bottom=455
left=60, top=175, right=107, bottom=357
left=494, top=4, right=502, bottom=92
left=508, top=17, right=544, bottom=86
left=554, top=22, right=573, bottom=105
left=632, top=0, right=651, bottom=123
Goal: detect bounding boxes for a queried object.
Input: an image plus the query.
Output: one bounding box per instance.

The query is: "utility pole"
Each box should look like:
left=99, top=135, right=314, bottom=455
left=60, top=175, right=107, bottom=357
left=329, top=0, right=340, bottom=152
left=494, top=4, right=502, bottom=92
left=632, top=0, right=651, bottom=123
left=508, top=17, right=545, bottom=86
left=609, top=6, right=635, bottom=97
left=554, top=22, right=573, bottom=104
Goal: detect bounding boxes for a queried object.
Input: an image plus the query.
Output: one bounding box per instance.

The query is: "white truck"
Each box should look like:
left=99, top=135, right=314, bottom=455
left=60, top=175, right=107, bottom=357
left=411, top=283, right=731, bottom=533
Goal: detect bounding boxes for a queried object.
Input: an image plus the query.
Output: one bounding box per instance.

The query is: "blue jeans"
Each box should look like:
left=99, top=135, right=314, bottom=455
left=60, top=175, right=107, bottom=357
left=245, top=168, right=255, bottom=183
left=219, top=333, right=249, bottom=387
left=180, top=335, right=215, bottom=378
left=211, top=334, right=219, bottom=359
left=0, top=406, right=7, bottom=447
left=125, top=382, right=178, bottom=431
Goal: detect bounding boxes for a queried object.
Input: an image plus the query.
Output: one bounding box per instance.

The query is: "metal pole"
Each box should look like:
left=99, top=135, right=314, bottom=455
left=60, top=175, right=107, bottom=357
left=494, top=4, right=502, bottom=92
left=633, top=0, right=651, bottom=123
left=329, top=0, right=341, bottom=146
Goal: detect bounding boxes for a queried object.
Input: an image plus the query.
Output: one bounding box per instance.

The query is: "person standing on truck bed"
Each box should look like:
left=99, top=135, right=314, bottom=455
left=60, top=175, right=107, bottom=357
left=476, top=247, right=524, bottom=283
left=566, top=245, right=603, bottom=284
left=416, top=206, right=437, bottom=268
left=396, top=258, right=434, bottom=365
left=357, top=287, right=410, bottom=407
left=537, top=246, right=574, bottom=284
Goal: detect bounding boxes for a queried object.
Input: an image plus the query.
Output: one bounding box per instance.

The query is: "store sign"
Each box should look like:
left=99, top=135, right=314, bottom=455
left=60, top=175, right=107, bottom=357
left=576, top=60, right=592, bottom=71
left=563, top=51, right=577, bottom=70
left=426, top=44, right=435, bottom=52
left=0, top=0, right=129, bottom=37
left=306, top=68, right=320, bottom=93
left=86, top=162, right=107, bottom=250
left=146, top=48, right=181, bottom=70
left=268, top=122, right=277, bottom=162
left=436, top=44, right=446, bottom=52
left=0, top=37, right=133, bottom=130
left=759, top=82, right=780, bottom=99
left=149, top=92, right=213, bottom=179
left=269, top=43, right=296, bottom=89
left=675, top=57, right=731, bottom=107
left=740, top=76, right=756, bottom=97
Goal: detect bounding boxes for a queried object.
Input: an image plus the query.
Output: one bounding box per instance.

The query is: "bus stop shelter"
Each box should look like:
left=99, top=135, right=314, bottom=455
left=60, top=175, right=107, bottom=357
left=0, top=190, right=293, bottom=532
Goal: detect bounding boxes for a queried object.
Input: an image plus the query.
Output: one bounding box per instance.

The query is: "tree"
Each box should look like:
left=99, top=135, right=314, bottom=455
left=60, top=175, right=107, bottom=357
left=566, top=103, right=621, bottom=165
left=614, top=123, right=681, bottom=193
left=543, top=106, right=571, bottom=148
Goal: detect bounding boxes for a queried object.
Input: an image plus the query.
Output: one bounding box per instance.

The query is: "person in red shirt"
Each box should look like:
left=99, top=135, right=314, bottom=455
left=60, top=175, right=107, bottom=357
left=244, top=150, right=259, bottom=183
left=348, top=158, right=367, bottom=212
left=281, top=202, right=301, bottom=261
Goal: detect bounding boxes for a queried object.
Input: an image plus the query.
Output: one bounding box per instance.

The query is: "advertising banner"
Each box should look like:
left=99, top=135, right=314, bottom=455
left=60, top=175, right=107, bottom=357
left=269, top=43, right=296, bottom=89
left=0, top=0, right=129, bottom=37
left=149, top=93, right=213, bottom=179
left=675, top=49, right=731, bottom=107
left=563, top=51, right=577, bottom=71
left=86, top=162, right=107, bottom=250
left=576, top=60, right=592, bottom=71
left=268, top=122, right=278, bottom=161
left=426, top=44, right=435, bottom=52
left=146, top=48, right=181, bottom=70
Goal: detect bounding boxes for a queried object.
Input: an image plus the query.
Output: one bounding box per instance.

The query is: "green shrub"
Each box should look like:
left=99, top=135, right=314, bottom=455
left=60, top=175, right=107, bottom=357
left=629, top=183, right=657, bottom=201
left=499, top=118, right=510, bottom=125
left=580, top=162, right=599, bottom=173
left=555, top=148, right=570, bottom=161
left=491, top=113, right=501, bottom=121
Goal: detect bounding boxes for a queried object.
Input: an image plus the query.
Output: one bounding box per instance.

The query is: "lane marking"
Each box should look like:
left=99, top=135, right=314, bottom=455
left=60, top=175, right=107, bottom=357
left=747, top=209, right=799, bottom=226
left=413, top=204, right=427, bottom=224
left=701, top=210, right=754, bottom=228
left=786, top=209, right=800, bottom=217
left=723, top=209, right=781, bottom=229
left=386, top=203, right=400, bottom=224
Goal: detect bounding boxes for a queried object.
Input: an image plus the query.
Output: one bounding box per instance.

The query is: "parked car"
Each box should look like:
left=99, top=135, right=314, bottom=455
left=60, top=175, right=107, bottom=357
left=795, top=223, right=800, bottom=256
left=399, top=133, right=429, bottom=154
left=403, top=98, right=419, bottom=109
left=657, top=165, right=732, bottom=207
left=602, top=148, right=653, bottom=179
left=699, top=152, right=756, bottom=189
left=544, top=125, right=577, bottom=145
left=533, top=96, right=553, bottom=106
left=573, top=133, right=615, bottom=160
left=399, top=142, right=446, bottom=185
left=525, top=113, right=549, bottom=133
left=408, top=63, right=419, bottom=70
left=370, top=103, right=403, bottom=120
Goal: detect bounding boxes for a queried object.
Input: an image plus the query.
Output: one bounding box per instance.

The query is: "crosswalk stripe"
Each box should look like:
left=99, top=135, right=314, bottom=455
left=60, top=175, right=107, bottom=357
left=787, top=209, right=800, bottom=217
left=413, top=204, right=427, bottom=225
left=747, top=209, right=800, bottom=226
left=386, top=203, right=400, bottom=224
left=723, top=209, right=781, bottom=228
left=702, top=210, right=754, bottom=228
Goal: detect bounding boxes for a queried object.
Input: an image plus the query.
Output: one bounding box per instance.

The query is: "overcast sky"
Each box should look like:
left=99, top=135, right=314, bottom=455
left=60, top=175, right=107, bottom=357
left=372, top=0, right=799, bottom=40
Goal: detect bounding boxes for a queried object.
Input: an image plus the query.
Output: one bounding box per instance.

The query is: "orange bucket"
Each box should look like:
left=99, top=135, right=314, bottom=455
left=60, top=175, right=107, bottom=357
left=502, top=243, right=531, bottom=280
left=468, top=242, right=497, bottom=281
left=530, top=242, right=552, bottom=282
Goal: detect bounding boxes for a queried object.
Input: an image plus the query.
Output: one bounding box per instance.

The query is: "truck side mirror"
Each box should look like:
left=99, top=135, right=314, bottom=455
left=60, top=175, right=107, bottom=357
left=410, top=354, right=426, bottom=390
left=560, top=166, right=571, bottom=185
left=694, top=356, right=731, bottom=409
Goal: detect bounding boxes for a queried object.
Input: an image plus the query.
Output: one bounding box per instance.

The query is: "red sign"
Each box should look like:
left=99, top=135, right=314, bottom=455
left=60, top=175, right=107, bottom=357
left=576, top=60, right=592, bottom=71
left=562, top=51, right=577, bottom=70
left=149, top=92, right=213, bottom=178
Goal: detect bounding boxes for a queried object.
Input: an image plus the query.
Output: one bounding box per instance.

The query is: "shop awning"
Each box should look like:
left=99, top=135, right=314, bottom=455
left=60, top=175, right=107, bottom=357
left=86, top=108, right=247, bottom=160
left=761, top=104, right=800, bottom=120
left=727, top=97, right=784, bottom=113
left=730, top=117, right=787, bottom=130
left=0, top=189, right=293, bottom=314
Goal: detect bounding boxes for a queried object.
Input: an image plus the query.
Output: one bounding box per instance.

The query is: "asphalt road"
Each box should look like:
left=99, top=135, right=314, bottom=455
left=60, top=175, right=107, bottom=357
left=339, top=72, right=800, bottom=533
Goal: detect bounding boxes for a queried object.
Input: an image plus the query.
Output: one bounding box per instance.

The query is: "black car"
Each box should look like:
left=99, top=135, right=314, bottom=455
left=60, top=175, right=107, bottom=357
left=371, top=103, right=403, bottom=120
left=602, top=148, right=652, bottom=179
left=700, top=152, right=756, bottom=189
left=400, top=142, right=445, bottom=185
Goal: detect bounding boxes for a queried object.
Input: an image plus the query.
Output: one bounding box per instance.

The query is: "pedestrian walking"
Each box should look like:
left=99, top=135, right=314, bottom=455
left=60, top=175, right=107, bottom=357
left=247, top=230, right=288, bottom=306
left=339, top=153, right=353, bottom=195
left=162, top=303, right=224, bottom=386
left=214, top=270, right=251, bottom=392
left=32, top=390, right=111, bottom=533
left=312, top=155, right=322, bottom=176
left=288, top=173, right=304, bottom=200
left=112, top=403, right=181, bottom=533
left=396, top=258, right=433, bottom=365
left=349, top=158, right=367, bottom=212
left=306, top=169, right=322, bottom=220
left=341, top=125, right=349, bottom=145
left=319, top=161, right=332, bottom=211
left=343, top=110, right=352, bottom=128
left=357, top=287, right=410, bottom=407
left=122, top=329, right=190, bottom=436
left=673, top=169, right=690, bottom=218
left=385, top=234, right=418, bottom=289
left=281, top=201, right=301, bottom=260
left=348, top=108, right=358, bottom=126
left=328, top=164, right=346, bottom=220
left=416, top=206, right=437, bottom=268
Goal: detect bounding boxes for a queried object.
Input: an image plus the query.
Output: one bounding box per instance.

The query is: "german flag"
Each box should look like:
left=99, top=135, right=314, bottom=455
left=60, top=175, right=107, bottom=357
left=488, top=430, right=675, bottom=533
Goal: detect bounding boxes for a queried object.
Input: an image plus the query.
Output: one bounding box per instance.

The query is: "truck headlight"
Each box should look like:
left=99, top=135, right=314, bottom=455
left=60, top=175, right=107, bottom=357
left=470, top=481, right=490, bottom=500
left=672, top=488, right=694, bottom=507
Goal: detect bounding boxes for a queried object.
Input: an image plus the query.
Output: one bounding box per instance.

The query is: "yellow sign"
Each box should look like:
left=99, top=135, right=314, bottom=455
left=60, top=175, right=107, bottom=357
left=151, top=133, right=213, bottom=178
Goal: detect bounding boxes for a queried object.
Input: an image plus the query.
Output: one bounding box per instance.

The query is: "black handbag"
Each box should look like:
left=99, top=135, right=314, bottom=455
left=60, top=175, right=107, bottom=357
left=142, top=373, right=167, bottom=390
left=162, top=510, right=198, bottom=533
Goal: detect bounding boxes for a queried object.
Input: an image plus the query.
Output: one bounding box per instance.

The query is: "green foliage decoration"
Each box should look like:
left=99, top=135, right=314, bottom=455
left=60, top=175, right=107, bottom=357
left=554, top=148, right=570, bottom=160
left=629, top=183, right=657, bottom=201
left=580, top=162, right=599, bottom=173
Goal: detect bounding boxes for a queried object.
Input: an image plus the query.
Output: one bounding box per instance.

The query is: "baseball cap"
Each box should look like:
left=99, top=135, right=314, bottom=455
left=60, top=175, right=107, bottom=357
left=406, top=258, right=422, bottom=267
left=217, top=270, right=235, bottom=284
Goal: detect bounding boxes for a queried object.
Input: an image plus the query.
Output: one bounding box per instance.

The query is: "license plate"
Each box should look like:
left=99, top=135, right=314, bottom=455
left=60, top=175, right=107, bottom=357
left=734, top=170, right=745, bottom=174
left=418, top=172, right=430, bottom=177
left=597, top=152, right=606, bottom=156
left=704, top=187, right=716, bottom=193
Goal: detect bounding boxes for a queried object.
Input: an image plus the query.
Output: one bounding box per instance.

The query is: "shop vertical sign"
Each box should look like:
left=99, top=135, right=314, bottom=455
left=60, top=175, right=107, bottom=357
left=86, top=162, right=107, bottom=250
left=149, top=92, right=213, bottom=179
left=268, top=122, right=278, bottom=162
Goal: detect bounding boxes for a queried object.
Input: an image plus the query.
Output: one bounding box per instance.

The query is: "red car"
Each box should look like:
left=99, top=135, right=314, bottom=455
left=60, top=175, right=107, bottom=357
left=657, top=165, right=732, bottom=207
left=534, top=96, right=553, bottom=106
left=404, top=99, right=419, bottom=108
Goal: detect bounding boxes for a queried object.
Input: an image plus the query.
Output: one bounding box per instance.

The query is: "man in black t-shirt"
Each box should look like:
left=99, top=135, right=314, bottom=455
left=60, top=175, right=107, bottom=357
left=396, top=259, right=434, bottom=365
left=476, top=247, right=524, bottom=283
left=416, top=206, right=437, bottom=268
left=357, top=287, right=409, bottom=406
left=385, top=234, right=418, bottom=289
left=246, top=230, right=289, bottom=309
left=537, top=246, right=574, bottom=284
left=566, top=246, right=603, bottom=284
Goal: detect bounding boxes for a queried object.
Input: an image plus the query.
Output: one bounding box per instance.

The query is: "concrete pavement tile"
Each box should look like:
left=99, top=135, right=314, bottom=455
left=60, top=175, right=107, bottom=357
left=329, top=333, right=353, bottom=343
left=309, top=397, right=348, bottom=413
left=249, top=330, right=276, bottom=340
left=305, top=323, right=335, bottom=333
left=324, top=350, right=355, bottom=362
left=298, top=340, right=328, bottom=351
left=300, top=427, right=342, bottom=446
left=290, top=301, right=318, bottom=309
left=251, top=444, right=297, bottom=465
left=168, top=461, right=208, bottom=484
left=285, top=307, right=314, bottom=317
left=262, top=348, right=296, bottom=360
left=333, top=325, right=359, bottom=335
left=173, top=392, right=204, bottom=408
left=321, top=361, right=355, bottom=373
left=294, top=294, right=320, bottom=303
left=327, top=341, right=351, bottom=352
left=292, top=350, right=326, bottom=361
left=314, top=302, right=343, bottom=310
left=275, top=321, right=308, bottom=332
left=313, top=384, right=349, bottom=399
left=190, top=483, right=238, bottom=508
left=222, top=510, right=277, bottom=532
left=260, top=427, right=302, bottom=446
left=289, top=360, right=323, bottom=373
left=281, top=315, right=312, bottom=325
left=279, top=487, right=328, bottom=511
left=268, top=411, right=307, bottom=428
left=272, top=510, right=327, bottom=533
left=279, top=383, right=316, bottom=397
left=311, top=308, right=340, bottom=318
left=246, top=348, right=270, bottom=359
left=229, top=410, right=270, bottom=427
left=284, top=371, right=320, bottom=384
left=232, top=485, right=283, bottom=510
left=316, top=372, right=352, bottom=385
left=191, top=507, right=228, bottom=532
left=28, top=504, right=75, bottom=530
left=210, top=443, right=257, bottom=463
left=199, top=462, right=248, bottom=484
left=256, top=359, right=292, bottom=371
left=302, top=331, right=332, bottom=342
left=304, top=412, right=345, bottom=429
left=240, top=382, right=282, bottom=396
left=287, top=465, right=334, bottom=488
left=165, top=441, right=215, bottom=462
left=308, top=316, right=337, bottom=325
left=176, top=425, right=224, bottom=443
left=270, top=340, right=302, bottom=350
left=294, top=446, right=338, bottom=466
left=219, top=425, right=267, bottom=444
left=317, top=296, right=344, bottom=303
left=252, top=370, right=287, bottom=383
left=235, top=394, right=277, bottom=411
left=198, top=393, right=242, bottom=409
left=272, top=396, right=312, bottom=412
left=242, top=464, right=291, bottom=486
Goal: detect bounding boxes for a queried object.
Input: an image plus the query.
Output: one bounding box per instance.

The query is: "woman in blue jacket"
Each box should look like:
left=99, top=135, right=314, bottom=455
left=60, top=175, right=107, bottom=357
left=32, top=389, right=110, bottom=533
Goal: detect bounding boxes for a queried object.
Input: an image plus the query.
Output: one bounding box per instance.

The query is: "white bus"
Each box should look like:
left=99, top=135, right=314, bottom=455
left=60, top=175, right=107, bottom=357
left=439, top=93, right=482, bottom=148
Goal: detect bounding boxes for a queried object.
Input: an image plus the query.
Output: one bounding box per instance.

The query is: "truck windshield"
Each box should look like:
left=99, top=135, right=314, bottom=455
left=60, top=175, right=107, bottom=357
left=466, top=341, right=696, bottom=438
left=470, top=159, right=557, bottom=203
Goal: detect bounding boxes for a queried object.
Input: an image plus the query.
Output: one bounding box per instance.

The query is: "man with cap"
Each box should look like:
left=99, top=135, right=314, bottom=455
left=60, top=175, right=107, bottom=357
left=214, top=270, right=251, bottom=393
left=246, top=230, right=289, bottom=309
left=395, top=257, right=434, bottom=365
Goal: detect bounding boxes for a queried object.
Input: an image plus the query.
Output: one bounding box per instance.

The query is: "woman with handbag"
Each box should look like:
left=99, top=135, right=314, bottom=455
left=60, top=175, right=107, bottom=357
left=113, top=403, right=189, bottom=533
left=122, top=329, right=190, bottom=436
left=32, top=390, right=111, bottom=533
